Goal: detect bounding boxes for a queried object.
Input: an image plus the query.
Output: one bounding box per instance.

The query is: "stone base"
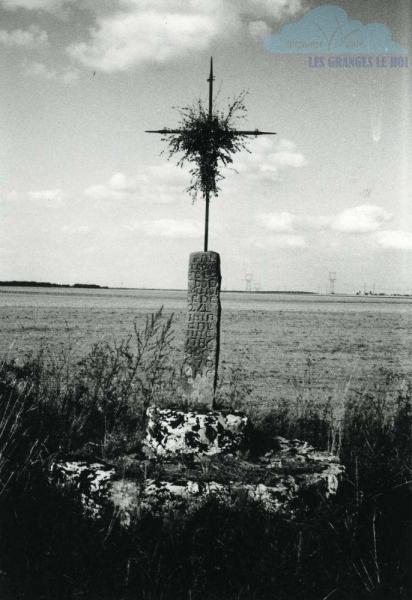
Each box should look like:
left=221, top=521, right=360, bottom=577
left=49, top=405, right=344, bottom=527
left=144, top=406, right=248, bottom=457
left=50, top=437, right=344, bottom=527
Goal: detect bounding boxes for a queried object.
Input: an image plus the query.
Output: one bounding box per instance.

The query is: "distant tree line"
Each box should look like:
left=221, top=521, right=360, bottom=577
left=0, top=281, right=108, bottom=289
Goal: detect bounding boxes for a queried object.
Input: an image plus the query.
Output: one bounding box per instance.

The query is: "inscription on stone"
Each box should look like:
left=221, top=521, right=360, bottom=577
left=182, top=251, right=221, bottom=409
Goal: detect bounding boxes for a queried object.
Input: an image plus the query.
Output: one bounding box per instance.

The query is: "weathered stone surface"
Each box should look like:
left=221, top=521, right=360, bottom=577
left=182, top=251, right=221, bottom=409
left=50, top=437, right=344, bottom=526
left=258, top=437, right=344, bottom=498
left=110, top=479, right=299, bottom=526
left=49, top=460, right=115, bottom=518
left=144, top=406, right=247, bottom=457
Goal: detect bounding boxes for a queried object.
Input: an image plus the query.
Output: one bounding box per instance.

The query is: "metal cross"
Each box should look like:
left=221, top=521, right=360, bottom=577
left=146, top=58, right=276, bottom=252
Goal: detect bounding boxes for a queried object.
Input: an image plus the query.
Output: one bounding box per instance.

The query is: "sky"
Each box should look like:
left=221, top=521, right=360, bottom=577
left=0, top=0, right=411, bottom=293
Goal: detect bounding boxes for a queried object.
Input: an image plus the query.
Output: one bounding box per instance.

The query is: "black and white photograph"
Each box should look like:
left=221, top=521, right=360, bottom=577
left=0, top=1, right=411, bottom=598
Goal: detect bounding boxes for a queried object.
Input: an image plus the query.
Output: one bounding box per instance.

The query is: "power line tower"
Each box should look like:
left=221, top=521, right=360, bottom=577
left=328, top=271, right=337, bottom=295
left=244, top=273, right=253, bottom=292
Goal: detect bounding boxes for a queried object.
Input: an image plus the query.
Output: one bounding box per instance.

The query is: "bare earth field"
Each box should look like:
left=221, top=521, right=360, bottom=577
left=1, top=287, right=411, bottom=410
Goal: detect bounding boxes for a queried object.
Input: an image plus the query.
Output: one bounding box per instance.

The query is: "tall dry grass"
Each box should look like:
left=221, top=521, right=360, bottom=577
left=0, top=307, right=176, bottom=468
left=0, top=312, right=410, bottom=599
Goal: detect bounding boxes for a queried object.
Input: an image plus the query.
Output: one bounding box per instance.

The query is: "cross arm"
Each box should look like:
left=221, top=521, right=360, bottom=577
left=145, top=129, right=183, bottom=134
left=145, top=128, right=276, bottom=136
left=232, top=129, right=276, bottom=136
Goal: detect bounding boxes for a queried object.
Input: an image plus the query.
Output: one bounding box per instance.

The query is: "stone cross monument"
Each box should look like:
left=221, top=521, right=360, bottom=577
left=146, top=58, right=275, bottom=409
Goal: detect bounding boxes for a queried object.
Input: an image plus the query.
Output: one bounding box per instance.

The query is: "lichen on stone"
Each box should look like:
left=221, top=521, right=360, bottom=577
left=49, top=407, right=344, bottom=527
left=144, top=406, right=248, bottom=457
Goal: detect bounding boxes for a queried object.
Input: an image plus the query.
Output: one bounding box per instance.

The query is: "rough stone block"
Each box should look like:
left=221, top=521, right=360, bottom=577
left=49, top=461, right=115, bottom=518
left=49, top=436, right=344, bottom=527
left=143, top=406, right=247, bottom=457
left=182, top=251, right=221, bottom=409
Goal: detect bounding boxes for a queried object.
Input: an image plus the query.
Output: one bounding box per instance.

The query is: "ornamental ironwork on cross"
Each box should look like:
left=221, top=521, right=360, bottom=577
left=146, top=58, right=276, bottom=251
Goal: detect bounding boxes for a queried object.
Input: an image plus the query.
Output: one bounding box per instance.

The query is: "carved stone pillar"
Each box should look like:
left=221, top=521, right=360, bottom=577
left=181, top=251, right=221, bottom=409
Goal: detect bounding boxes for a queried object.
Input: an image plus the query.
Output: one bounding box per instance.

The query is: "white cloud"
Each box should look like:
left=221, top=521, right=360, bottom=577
left=3, top=1, right=305, bottom=73
left=248, top=20, right=271, bottom=40
left=67, top=0, right=303, bottom=72
left=127, top=218, right=202, bottom=239
left=253, top=234, right=306, bottom=248
left=233, top=137, right=306, bottom=181
left=85, top=172, right=141, bottom=201
left=25, top=61, right=80, bottom=83
left=258, top=205, right=393, bottom=237
left=300, top=215, right=331, bottom=230
left=330, top=205, right=392, bottom=233
left=84, top=166, right=189, bottom=204
left=28, top=188, right=64, bottom=207
left=108, top=172, right=138, bottom=192
left=241, top=0, right=304, bottom=19
left=68, top=9, right=220, bottom=72
left=257, top=211, right=296, bottom=232
left=375, top=230, right=412, bottom=250
left=26, top=62, right=55, bottom=80
left=0, top=25, right=48, bottom=48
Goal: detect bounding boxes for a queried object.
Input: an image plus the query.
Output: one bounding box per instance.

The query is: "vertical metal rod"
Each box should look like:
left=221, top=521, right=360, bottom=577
left=204, top=57, right=214, bottom=252
left=208, top=57, right=213, bottom=120
left=204, top=189, right=209, bottom=252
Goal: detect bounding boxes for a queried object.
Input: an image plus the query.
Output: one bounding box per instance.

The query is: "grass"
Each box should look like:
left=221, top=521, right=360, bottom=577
left=0, top=311, right=411, bottom=599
